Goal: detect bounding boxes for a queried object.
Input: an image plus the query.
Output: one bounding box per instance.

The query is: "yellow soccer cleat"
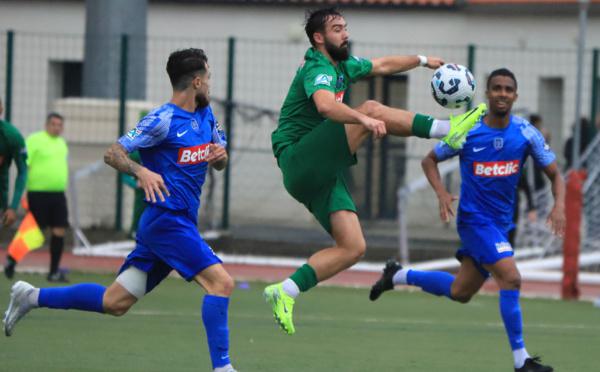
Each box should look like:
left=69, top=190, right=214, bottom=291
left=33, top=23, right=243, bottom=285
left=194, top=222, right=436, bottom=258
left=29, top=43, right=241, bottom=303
left=443, top=103, right=487, bottom=150
left=263, top=283, right=295, bottom=335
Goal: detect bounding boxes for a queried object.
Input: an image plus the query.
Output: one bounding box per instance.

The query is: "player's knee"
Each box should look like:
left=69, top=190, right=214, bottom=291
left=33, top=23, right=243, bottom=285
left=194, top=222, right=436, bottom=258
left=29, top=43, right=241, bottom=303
left=207, top=274, right=235, bottom=297
left=347, top=238, right=367, bottom=264
left=103, top=298, right=132, bottom=317
left=452, top=292, right=473, bottom=304
left=503, top=273, right=522, bottom=290
left=360, top=100, right=383, bottom=118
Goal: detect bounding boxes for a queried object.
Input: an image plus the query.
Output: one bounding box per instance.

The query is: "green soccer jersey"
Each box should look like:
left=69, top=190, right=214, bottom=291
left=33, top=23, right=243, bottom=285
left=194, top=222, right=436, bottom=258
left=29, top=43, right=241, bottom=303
left=0, top=120, right=27, bottom=211
left=271, top=47, right=372, bottom=157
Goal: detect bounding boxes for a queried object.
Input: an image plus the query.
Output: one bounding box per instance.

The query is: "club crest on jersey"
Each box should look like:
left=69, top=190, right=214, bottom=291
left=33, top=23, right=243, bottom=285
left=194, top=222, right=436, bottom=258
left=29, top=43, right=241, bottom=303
left=473, top=160, right=520, bottom=177
left=314, top=74, right=333, bottom=87
left=336, top=75, right=345, bottom=89
left=494, top=137, right=504, bottom=150
left=190, top=119, right=199, bottom=131
left=177, top=143, right=210, bottom=165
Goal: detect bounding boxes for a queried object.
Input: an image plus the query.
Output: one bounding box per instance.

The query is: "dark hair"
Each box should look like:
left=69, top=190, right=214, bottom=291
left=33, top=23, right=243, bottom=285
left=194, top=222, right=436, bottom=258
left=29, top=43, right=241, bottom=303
left=46, top=112, right=64, bottom=123
left=166, top=48, right=208, bottom=91
left=305, top=7, right=343, bottom=47
left=529, top=114, right=542, bottom=126
left=486, top=68, right=518, bottom=90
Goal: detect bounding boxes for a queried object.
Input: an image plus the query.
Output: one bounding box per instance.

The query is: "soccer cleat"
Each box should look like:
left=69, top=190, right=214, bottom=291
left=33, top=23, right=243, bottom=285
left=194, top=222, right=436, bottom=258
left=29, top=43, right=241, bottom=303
left=3, top=281, right=36, bottom=337
left=515, top=357, right=553, bottom=372
left=263, top=283, right=295, bottom=335
left=443, top=103, right=487, bottom=149
left=369, top=259, right=402, bottom=301
left=47, top=271, right=69, bottom=283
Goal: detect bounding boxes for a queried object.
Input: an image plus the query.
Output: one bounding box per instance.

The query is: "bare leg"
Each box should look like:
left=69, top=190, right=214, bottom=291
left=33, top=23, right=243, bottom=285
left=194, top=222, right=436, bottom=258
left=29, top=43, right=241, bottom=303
left=450, top=257, right=487, bottom=303
left=345, top=100, right=416, bottom=153
left=307, top=210, right=366, bottom=281
left=103, top=282, right=138, bottom=316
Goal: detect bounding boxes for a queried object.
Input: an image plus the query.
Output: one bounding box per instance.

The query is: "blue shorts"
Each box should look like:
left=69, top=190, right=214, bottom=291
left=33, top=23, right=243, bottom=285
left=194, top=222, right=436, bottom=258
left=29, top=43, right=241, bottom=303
left=456, top=221, right=514, bottom=278
left=118, top=206, right=222, bottom=293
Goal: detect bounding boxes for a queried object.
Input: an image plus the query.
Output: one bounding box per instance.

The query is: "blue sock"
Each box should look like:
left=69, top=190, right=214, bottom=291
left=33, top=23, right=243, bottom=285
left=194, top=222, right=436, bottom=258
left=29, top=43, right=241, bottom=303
left=407, top=270, right=454, bottom=299
left=202, top=295, right=230, bottom=369
left=38, top=283, right=105, bottom=313
left=499, top=289, right=525, bottom=350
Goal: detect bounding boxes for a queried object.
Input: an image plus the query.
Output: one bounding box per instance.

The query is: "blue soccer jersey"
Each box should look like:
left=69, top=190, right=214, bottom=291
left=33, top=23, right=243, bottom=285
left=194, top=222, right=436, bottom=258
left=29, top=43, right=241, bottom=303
left=118, top=103, right=227, bottom=219
left=434, top=115, right=556, bottom=226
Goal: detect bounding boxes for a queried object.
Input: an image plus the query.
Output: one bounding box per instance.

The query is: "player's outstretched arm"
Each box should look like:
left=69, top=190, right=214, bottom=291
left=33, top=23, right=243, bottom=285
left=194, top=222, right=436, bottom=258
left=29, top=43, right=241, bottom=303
left=542, top=162, right=566, bottom=237
left=370, top=55, right=444, bottom=76
left=104, top=143, right=170, bottom=203
left=422, top=150, right=457, bottom=223
left=207, top=143, right=228, bottom=171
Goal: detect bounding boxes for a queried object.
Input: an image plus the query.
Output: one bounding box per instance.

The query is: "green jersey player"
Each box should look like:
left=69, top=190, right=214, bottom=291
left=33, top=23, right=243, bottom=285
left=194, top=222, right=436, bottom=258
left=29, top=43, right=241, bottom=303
left=264, top=7, right=486, bottom=335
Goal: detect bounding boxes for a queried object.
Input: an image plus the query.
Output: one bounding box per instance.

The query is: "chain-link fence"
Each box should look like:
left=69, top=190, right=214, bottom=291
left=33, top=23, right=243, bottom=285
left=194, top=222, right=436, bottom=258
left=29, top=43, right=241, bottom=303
left=1, top=30, right=598, bottom=258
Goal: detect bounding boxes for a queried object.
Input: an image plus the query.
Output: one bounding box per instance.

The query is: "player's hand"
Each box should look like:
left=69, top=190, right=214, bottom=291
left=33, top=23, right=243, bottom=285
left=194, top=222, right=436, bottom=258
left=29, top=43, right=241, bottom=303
left=2, top=208, right=17, bottom=227
left=135, top=167, right=170, bottom=203
left=360, top=116, right=386, bottom=139
left=206, top=143, right=228, bottom=167
left=437, top=192, right=458, bottom=223
left=425, top=56, right=445, bottom=69
left=546, top=203, right=565, bottom=238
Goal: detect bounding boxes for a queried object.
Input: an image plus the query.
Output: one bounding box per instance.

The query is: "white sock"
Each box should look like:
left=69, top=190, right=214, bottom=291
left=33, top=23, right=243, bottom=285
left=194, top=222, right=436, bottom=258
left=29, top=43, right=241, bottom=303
left=28, top=288, right=40, bottom=308
left=281, top=278, right=300, bottom=298
left=429, top=119, right=450, bottom=138
left=513, top=348, right=530, bottom=368
left=214, top=364, right=234, bottom=372
left=392, top=269, right=410, bottom=285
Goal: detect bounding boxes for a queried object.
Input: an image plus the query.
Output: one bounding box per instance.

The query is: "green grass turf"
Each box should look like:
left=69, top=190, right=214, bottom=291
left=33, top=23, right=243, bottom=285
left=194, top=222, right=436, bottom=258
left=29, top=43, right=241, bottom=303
left=1, top=272, right=599, bottom=371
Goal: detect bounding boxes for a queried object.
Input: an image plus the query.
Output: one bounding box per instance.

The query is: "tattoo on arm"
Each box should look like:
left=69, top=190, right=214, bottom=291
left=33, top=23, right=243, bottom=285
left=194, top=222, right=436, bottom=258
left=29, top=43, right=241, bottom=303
left=104, top=143, right=141, bottom=176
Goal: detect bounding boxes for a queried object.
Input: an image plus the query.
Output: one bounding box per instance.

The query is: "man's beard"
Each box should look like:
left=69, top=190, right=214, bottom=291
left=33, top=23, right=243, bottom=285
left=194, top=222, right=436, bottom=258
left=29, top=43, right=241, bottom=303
left=325, top=39, right=349, bottom=62
left=195, top=93, right=209, bottom=109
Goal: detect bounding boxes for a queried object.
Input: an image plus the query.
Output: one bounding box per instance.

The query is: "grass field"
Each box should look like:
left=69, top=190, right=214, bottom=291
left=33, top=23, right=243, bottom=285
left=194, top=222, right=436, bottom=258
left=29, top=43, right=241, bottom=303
left=1, top=273, right=598, bottom=371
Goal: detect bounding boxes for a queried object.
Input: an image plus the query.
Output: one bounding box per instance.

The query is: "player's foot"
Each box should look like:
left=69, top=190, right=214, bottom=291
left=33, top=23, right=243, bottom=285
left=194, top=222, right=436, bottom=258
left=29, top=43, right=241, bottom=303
left=214, top=364, right=237, bottom=372
left=515, top=357, right=553, bottom=372
left=3, top=280, right=36, bottom=337
left=47, top=270, right=69, bottom=283
left=443, top=103, right=487, bottom=149
left=369, top=259, right=402, bottom=301
left=263, top=283, right=295, bottom=335
left=4, top=256, right=16, bottom=279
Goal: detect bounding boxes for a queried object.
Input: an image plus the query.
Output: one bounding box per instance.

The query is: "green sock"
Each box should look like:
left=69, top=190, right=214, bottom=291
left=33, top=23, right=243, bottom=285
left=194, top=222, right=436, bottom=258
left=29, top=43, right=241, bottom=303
left=289, top=264, right=318, bottom=292
left=411, top=113, right=434, bottom=139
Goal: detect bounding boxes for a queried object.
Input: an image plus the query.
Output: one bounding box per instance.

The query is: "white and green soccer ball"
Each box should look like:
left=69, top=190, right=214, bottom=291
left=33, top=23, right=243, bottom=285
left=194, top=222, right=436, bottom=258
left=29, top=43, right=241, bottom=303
left=431, top=63, right=476, bottom=109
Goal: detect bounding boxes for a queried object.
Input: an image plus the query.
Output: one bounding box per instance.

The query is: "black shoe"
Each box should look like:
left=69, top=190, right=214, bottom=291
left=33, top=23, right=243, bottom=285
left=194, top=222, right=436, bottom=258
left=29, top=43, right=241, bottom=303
left=515, top=357, right=553, bottom=372
left=47, top=271, right=69, bottom=283
left=4, top=256, right=16, bottom=279
left=369, top=259, right=402, bottom=301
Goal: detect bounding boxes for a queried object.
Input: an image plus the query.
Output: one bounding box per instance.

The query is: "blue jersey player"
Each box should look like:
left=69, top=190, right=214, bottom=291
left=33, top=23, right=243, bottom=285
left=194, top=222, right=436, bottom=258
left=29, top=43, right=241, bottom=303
left=369, top=69, right=565, bottom=372
left=3, top=49, right=238, bottom=372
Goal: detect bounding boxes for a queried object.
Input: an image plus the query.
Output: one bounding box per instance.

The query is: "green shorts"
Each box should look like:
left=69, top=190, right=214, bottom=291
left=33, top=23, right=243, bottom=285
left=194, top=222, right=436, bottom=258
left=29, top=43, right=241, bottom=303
left=277, top=120, right=357, bottom=233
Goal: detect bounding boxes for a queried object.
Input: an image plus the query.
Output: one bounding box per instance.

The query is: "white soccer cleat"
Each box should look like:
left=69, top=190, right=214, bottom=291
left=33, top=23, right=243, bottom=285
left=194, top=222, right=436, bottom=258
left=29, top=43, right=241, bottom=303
left=3, top=280, right=36, bottom=337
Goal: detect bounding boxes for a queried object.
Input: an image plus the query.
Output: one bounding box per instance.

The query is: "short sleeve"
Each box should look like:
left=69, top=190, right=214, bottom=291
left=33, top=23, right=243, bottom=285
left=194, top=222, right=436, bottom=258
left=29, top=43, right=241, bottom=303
left=433, top=141, right=460, bottom=161
left=303, top=62, right=336, bottom=98
left=521, top=124, right=556, bottom=168
left=208, top=107, right=227, bottom=148
left=118, top=108, right=172, bottom=152
left=343, top=56, right=373, bottom=82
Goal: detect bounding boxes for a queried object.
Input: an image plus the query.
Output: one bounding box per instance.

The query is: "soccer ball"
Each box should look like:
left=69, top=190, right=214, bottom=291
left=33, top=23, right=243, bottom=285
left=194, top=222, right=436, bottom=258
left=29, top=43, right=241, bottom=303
left=430, top=64, right=475, bottom=109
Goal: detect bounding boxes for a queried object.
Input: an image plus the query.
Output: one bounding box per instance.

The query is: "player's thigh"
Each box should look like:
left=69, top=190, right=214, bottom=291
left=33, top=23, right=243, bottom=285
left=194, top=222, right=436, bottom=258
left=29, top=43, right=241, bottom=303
left=308, top=174, right=357, bottom=234
left=194, top=264, right=234, bottom=297
left=280, top=120, right=356, bottom=199
left=330, top=210, right=366, bottom=252
left=452, top=257, right=486, bottom=301
left=483, top=256, right=521, bottom=290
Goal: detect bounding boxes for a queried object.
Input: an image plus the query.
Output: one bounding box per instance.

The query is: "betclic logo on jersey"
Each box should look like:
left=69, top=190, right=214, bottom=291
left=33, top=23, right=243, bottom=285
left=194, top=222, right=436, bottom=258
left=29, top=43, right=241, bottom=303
left=177, top=144, right=210, bottom=165
left=473, top=160, right=520, bottom=177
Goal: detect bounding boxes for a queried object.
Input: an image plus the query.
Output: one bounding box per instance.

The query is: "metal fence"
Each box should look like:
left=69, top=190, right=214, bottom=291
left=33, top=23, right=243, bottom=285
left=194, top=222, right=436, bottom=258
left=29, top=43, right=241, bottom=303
left=1, top=30, right=599, bottom=256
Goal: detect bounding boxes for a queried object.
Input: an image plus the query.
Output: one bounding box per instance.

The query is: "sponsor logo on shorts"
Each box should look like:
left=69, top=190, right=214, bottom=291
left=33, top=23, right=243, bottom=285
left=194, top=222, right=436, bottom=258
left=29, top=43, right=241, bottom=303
left=495, top=242, right=513, bottom=253
left=177, top=143, right=210, bottom=165
left=473, top=160, right=519, bottom=177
